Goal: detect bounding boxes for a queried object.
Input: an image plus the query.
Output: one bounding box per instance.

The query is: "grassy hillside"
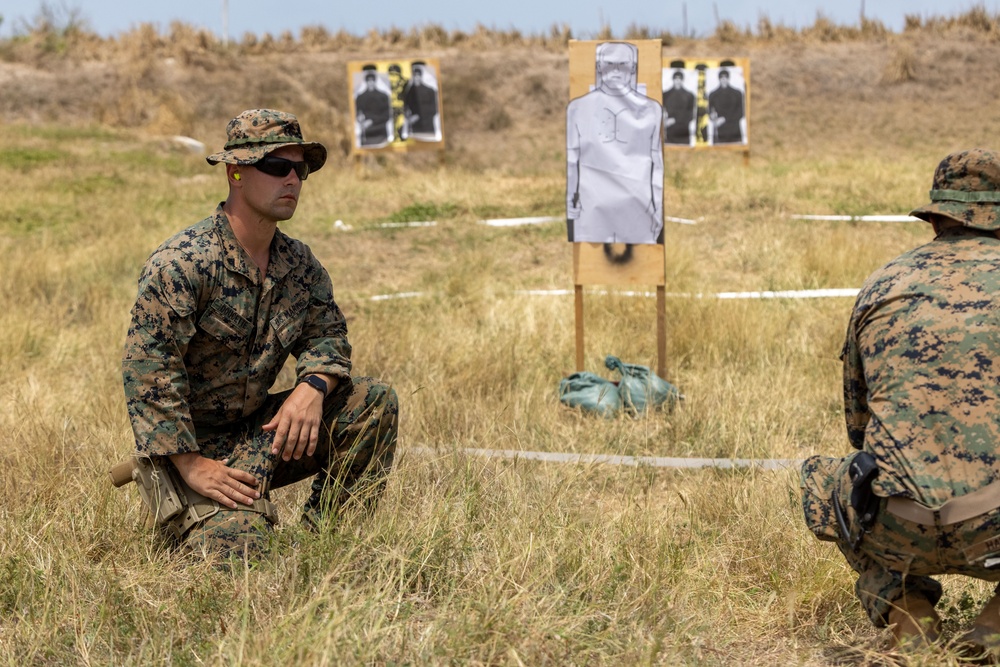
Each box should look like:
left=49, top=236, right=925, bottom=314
left=3, top=10, right=1000, bottom=666
left=3, top=8, right=1000, bottom=169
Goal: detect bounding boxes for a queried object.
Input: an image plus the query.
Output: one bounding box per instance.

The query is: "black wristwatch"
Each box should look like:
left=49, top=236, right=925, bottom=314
left=299, top=375, right=328, bottom=397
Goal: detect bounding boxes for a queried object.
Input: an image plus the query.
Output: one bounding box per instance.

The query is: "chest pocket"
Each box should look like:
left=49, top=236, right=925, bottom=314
left=199, top=299, right=253, bottom=352
left=270, top=299, right=307, bottom=351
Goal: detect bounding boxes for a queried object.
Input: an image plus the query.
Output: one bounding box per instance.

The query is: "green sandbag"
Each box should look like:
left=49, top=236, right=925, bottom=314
left=558, top=371, right=622, bottom=417
left=604, top=355, right=682, bottom=413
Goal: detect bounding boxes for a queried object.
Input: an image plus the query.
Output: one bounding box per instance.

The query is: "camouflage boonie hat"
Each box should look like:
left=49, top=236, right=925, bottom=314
left=206, top=109, right=327, bottom=173
left=910, top=148, right=1000, bottom=231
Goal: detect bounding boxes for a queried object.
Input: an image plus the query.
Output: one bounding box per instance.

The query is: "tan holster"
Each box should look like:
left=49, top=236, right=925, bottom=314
left=109, top=456, right=278, bottom=540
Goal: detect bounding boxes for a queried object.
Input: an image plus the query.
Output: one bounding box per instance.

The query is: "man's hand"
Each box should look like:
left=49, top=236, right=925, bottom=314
left=262, top=375, right=331, bottom=461
left=170, top=452, right=260, bottom=509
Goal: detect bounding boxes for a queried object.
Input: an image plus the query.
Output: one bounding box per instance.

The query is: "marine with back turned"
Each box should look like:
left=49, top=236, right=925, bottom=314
left=802, top=148, right=1000, bottom=655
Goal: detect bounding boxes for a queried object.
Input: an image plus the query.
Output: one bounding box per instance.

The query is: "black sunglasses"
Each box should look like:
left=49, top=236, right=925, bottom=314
left=253, top=156, right=310, bottom=180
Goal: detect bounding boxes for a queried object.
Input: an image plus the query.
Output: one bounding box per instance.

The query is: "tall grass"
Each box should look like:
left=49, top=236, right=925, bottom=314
left=4, top=16, right=1000, bottom=664
left=0, top=100, right=991, bottom=665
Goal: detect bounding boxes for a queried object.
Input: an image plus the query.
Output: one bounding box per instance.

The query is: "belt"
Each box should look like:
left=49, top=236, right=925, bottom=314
left=886, top=480, right=1000, bottom=526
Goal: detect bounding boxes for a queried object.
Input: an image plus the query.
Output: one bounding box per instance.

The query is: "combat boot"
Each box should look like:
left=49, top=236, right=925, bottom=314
left=887, top=593, right=941, bottom=650
left=956, top=592, right=1000, bottom=658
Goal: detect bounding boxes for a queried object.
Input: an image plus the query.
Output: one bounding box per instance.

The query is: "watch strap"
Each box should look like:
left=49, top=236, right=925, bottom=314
left=300, top=375, right=328, bottom=397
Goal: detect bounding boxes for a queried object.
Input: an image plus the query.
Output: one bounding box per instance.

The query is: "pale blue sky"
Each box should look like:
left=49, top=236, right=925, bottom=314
left=0, top=1, right=995, bottom=40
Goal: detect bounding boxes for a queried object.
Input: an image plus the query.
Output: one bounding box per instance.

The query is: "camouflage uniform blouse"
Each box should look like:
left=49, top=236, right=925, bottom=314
left=843, top=227, right=1000, bottom=507
left=122, top=205, right=352, bottom=458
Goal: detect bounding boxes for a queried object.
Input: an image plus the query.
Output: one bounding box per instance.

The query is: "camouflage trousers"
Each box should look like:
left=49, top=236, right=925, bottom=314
left=801, top=453, right=1000, bottom=627
left=176, top=376, right=398, bottom=559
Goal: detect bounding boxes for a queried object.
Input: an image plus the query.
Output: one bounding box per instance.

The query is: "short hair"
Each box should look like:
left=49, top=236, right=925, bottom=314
left=672, top=70, right=684, bottom=80
left=719, top=68, right=730, bottom=79
left=364, top=72, right=376, bottom=82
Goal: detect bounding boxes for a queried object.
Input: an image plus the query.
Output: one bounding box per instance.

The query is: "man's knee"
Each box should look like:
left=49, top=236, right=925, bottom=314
left=361, top=377, right=397, bottom=413
left=179, top=510, right=274, bottom=560
left=340, top=377, right=398, bottom=433
left=330, top=377, right=397, bottom=467
left=363, top=380, right=397, bottom=463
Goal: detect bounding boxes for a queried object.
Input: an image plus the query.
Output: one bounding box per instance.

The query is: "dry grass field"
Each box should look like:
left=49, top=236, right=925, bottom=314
left=5, top=8, right=1000, bottom=666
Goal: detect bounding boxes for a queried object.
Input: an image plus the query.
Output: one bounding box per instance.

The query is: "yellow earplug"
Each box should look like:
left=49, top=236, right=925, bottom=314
left=233, top=173, right=241, bottom=181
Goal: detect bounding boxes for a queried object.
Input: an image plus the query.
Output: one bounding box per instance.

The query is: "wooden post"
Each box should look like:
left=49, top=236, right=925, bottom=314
left=656, top=285, right=667, bottom=379
left=575, top=284, right=585, bottom=372
left=572, top=242, right=665, bottom=375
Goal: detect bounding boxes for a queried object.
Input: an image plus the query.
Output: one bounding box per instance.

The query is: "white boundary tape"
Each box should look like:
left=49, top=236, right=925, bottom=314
left=411, top=446, right=801, bottom=471
left=514, top=288, right=859, bottom=300
left=362, top=289, right=857, bottom=301
left=479, top=216, right=698, bottom=227
left=368, top=291, right=425, bottom=301
left=378, top=221, right=437, bottom=228
left=351, top=214, right=917, bottom=232
left=791, top=214, right=920, bottom=223
left=515, top=289, right=656, bottom=297
left=479, top=216, right=560, bottom=227
left=709, top=288, right=859, bottom=299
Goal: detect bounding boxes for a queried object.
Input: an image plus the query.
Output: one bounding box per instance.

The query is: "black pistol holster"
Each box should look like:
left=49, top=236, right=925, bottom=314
left=833, top=451, right=881, bottom=551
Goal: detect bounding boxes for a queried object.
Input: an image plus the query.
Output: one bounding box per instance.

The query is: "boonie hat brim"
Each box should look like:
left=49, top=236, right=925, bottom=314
left=206, top=142, right=327, bottom=173
left=910, top=202, right=1000, bottom=231
left=206, top=109, right=328, bottom=173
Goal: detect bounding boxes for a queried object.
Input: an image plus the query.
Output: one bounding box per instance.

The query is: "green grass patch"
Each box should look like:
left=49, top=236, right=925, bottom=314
left=0, top=147, right=62, bottom=170
left=384, top=200, right=459, bottom=222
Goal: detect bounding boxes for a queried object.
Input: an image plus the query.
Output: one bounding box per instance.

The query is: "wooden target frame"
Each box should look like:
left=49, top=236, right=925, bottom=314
left=567, top=39, right=667, bottom=378
left=347, top=58, right=446, bottom=156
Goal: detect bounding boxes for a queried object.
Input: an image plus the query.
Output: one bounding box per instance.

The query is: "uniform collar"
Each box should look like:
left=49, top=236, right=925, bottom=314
left=212, top=203, right=297, bottom=284
left=935, top=225, right=999, bottom=241
left=267, top=228, right=295, bottom=282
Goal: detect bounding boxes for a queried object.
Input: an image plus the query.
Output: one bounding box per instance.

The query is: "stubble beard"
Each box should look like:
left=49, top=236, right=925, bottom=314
left=271, top=196, right=298, bottom=222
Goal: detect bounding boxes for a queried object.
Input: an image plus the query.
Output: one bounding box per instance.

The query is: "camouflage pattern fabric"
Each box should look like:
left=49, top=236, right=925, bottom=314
left=205, top=108, right=327, bottom=172
left=910, top=148, right=1000, bottom=231
left=802, top=453, right=1000, bottom=626
left=801, top=216, right=1000, bottom=625
left=842, top=226, right=1000, bottom=507
left=123, top=204, right=352, bottom=459
left=182, top=376, right=398, bottom=558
